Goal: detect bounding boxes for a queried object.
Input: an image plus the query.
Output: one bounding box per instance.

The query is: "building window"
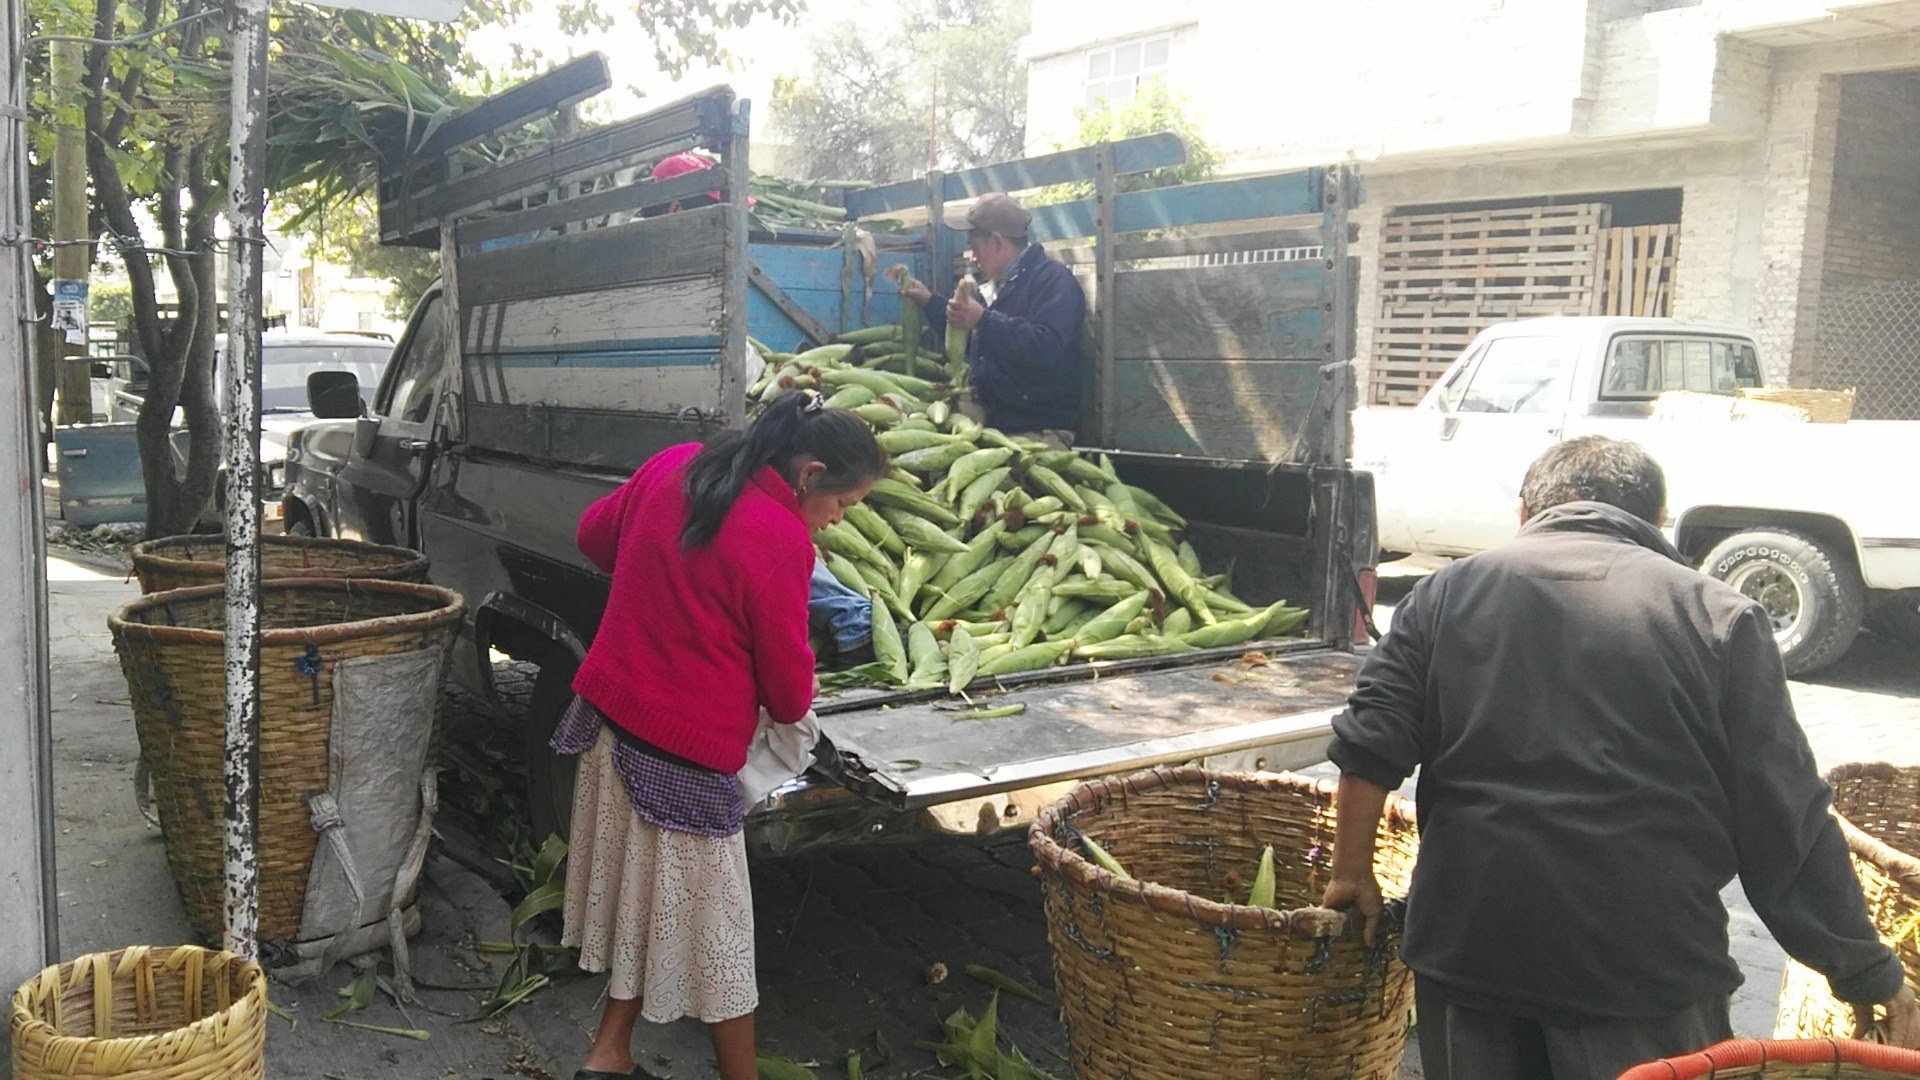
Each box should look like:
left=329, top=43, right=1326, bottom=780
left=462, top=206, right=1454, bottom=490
left=1085, top=34, right=1171, bottom=110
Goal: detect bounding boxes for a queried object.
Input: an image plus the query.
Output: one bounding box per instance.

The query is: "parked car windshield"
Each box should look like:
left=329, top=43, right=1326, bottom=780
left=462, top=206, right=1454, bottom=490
left=255, top=344, right=393, bottom=412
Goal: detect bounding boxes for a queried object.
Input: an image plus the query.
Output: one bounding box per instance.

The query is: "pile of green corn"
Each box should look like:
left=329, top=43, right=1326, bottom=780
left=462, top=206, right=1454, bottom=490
left=746, top=297, right=1309, bottom=696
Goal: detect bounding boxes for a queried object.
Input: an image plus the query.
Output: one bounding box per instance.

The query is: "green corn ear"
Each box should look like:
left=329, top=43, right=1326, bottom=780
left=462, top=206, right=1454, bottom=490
left=824, top=385, right=875, bottom=410
left=1072, top=634, right=1197, bottom=661
left=876, top=429, right=964, bottom=454
left=958, top=467, right=1013, bottom=523
left=1161, top=608, right=1194, bottom=637
left=977, top=638, right=1076, bottom=678
left=896, top=550, right=942, bottom=609
left=881, top=509, right=972, bottom=555
left=845, top=502, right=906, bottom=558
left=821, top=521, right=892, bottom=572
left=946, top=447, right=1017, bottom=498
left=1073, top=591, right=1151, bottom=646
left=1051, top=577, right=1137, bottom=603
left=1145, top=537, right=1216, bottom=626
left=947, top=627, right=981, bottom=693
left=906, top=622, right=946, bottom=686
left=869, top=588, right=908, bottom=683
left=835, top=325, right=899, bottom=346
left=980, top=529, right=1058, bottom=616
left=931, top=522, right=1006, bottom=594
left=1024, top=464, right=1086, bottom=512
left=867, top=479, right=961, bottom=526
left=1177, top=540, right=1202, bottom=576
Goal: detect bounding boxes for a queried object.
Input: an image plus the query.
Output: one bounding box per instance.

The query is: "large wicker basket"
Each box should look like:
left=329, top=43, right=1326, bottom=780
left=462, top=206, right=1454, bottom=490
left=1030, top=767, right=1419, bottom=1079
left=110, top=578, right=465, bottom=944
left=1620, top=1038, right=1920, bottom=1079
left=130, top=534, right=429, bottom=594
left=10, top=946, right=266, bottom=1080
left=1775, top=763, right=1919, bottom=1039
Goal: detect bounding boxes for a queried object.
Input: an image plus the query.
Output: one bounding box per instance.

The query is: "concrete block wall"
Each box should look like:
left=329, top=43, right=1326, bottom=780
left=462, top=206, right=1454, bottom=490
left=1823, top=72, right=1920, bottom=290
left=1749, top=68, right=1842, bottom=385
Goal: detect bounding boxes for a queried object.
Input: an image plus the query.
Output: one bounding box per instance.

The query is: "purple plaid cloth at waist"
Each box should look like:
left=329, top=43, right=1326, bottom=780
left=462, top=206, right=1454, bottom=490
left=549, top=695, right=745, bottom=838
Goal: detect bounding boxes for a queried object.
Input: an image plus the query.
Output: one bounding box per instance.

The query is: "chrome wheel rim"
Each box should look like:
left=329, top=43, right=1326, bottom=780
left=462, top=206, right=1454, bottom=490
left=1726, top=562, right=1804, bottom=638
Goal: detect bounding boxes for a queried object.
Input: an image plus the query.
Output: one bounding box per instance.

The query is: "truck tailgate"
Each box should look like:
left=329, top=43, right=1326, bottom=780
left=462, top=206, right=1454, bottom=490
left=817, top=642, right=1358, bottom=809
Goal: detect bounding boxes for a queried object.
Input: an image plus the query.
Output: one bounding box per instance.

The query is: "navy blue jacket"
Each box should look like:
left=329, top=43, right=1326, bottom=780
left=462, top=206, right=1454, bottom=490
left=923, top=243, right=1086, bottom=434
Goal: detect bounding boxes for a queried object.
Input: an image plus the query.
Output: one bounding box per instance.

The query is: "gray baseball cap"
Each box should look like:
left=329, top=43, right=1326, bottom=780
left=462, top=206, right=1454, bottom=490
left=945, top=192, right=1032, bottom=238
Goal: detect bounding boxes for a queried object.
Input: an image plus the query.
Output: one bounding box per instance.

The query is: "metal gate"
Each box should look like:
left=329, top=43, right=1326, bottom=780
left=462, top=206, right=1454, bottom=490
left=1813, top=278, right=1920, bottom=420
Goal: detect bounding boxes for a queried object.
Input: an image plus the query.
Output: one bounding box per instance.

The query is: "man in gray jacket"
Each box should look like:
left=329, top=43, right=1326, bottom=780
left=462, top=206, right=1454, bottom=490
left=1321, top=436, right=1916, bottom=1079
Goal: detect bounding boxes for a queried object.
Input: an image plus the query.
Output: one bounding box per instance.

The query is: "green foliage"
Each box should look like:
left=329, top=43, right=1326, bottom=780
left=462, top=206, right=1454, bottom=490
left=1027, top=81, right=1220, bottom=207
left=25, top=0, right=793, bottom=532
left=768, top=0, right=1030, bottom=184
left=282, top=193, right=438, bottom=319
left=88, top=281, right=133, bottom=330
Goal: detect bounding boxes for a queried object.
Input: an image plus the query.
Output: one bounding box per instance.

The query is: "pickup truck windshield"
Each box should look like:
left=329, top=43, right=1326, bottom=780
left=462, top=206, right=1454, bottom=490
left=1455, top=336, right=1573, bottom=414
left=257, top=345, right=392, bottom=412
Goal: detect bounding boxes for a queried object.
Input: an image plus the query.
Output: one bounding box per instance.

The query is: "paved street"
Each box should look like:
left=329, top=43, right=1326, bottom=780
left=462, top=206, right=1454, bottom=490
left=31, top=551, right=1920, bottom=1078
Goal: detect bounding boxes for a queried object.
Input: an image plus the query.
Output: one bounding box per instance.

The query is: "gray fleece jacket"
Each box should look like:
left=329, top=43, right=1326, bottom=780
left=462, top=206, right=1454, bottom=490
left=1330, top=501, right=1901, bottom=1021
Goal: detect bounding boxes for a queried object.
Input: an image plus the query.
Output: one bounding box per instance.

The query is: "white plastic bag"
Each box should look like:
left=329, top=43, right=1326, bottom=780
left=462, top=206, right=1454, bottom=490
left=737, top=709, right=822, bottom=805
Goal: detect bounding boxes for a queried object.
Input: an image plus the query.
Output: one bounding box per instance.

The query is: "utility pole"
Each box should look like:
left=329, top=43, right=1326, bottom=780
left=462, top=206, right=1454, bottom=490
left=1, top=0, right=62, bottom=991
left=50, top=38, right=91, bottom=425
left=221, top=0, right=269, bottom=962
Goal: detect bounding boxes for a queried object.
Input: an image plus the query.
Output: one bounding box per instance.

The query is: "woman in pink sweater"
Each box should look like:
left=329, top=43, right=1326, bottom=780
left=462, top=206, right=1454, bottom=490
left=553, top=390, right=886, bottom=1080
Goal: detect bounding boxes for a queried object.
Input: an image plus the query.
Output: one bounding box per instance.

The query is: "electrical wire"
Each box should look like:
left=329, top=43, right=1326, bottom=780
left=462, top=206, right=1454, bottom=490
left=24, top=8, right=220, bottom=51
left=0, top=231, right=264, bottom=258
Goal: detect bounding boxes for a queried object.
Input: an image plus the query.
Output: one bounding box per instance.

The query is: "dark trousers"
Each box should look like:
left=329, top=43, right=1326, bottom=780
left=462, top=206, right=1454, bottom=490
left=1415, top=976, right=1733, bottom=1080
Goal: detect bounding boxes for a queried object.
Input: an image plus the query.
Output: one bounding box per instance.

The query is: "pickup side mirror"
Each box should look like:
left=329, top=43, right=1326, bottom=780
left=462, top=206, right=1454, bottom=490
left=308, top=371, right=364, bottom=420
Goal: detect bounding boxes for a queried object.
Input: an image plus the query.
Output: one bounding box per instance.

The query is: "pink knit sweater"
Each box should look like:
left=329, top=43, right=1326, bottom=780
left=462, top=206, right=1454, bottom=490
left=570, top=443, right=816, bottom=773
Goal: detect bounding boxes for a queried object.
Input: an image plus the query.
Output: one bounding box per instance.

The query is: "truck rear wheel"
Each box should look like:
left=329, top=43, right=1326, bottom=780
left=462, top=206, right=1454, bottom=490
left=525, top=657, right=579, bottom=846
left=1702, top=529, right=1863, bottom=678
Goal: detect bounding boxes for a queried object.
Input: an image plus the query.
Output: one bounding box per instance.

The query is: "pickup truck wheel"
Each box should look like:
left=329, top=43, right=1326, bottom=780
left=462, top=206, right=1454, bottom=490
left=1868, top=589, right=1920, bottom=647
left=1702, top=529, right=1864, bottom=677
left=525, top=657, right=579, bottom=845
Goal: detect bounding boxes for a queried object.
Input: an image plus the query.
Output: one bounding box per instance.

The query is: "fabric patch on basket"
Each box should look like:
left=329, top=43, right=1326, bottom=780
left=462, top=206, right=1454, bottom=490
left=297, top=647, right=445, bottom=950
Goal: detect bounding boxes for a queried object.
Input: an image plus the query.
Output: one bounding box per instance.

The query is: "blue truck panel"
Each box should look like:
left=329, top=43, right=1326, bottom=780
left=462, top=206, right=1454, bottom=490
left=746, top=242, right=929, bottom=352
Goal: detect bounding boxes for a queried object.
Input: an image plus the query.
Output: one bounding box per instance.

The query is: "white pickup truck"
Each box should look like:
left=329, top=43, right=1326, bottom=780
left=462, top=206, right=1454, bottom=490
left=1354, top=316, right=1920, bottom=676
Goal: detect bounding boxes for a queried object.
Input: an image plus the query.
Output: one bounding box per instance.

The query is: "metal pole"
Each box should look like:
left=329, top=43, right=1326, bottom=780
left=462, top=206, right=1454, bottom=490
left=220, top=0, right=269, bottom=962
left=1, top=0, right=60, bottom=983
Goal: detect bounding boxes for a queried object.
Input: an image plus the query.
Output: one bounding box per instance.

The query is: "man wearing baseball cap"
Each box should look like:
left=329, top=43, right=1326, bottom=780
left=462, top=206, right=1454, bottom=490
left=903, top=192, right=1087, bottom=445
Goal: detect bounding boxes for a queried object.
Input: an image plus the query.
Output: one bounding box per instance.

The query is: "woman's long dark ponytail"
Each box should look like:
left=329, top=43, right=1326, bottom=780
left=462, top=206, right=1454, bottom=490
left=681, top=389, right=888, bottom=549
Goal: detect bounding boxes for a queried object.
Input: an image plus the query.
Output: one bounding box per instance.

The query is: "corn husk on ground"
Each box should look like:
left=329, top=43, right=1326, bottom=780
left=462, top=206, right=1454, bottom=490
left=749, top=304, right=1310, bottom=697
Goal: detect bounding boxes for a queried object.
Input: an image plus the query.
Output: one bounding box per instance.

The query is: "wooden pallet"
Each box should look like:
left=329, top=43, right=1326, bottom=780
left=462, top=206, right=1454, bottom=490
left=1369, top=203, right=1610, bottom=405
left=1598, top=224, right=1679, bottom=317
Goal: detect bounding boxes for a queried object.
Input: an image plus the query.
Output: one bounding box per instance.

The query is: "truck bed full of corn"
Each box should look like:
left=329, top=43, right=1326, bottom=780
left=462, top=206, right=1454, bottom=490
left=749, top=301, right=1309, bottom=697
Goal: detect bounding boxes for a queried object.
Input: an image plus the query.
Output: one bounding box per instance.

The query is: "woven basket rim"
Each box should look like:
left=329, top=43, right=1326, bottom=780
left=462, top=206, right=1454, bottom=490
left=7, top=945, right=264, bottom=1060
left=108, top=577, right=465, bottom=647
left=131, top=533, right=429, bottom=576
left=1027, top=764, right=1417, bottom=938
left=1826, top=762, right=1920, bottom=891
left=1619, top=1037, right=1920, bottom=1079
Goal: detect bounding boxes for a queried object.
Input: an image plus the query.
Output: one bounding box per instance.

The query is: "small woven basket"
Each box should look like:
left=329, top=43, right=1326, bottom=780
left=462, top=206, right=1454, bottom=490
left=130, top=534, right=429, bottom=594
left=110, top=578, right=464, bottom=944
left=1775, top=763, right=1919, bottom=1039
left=1619, top=1038, right=1920, bottom=1079
left=10, top=946, right=266, bottom=1080
left=1030, top=767, right=1419, bottom=1080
